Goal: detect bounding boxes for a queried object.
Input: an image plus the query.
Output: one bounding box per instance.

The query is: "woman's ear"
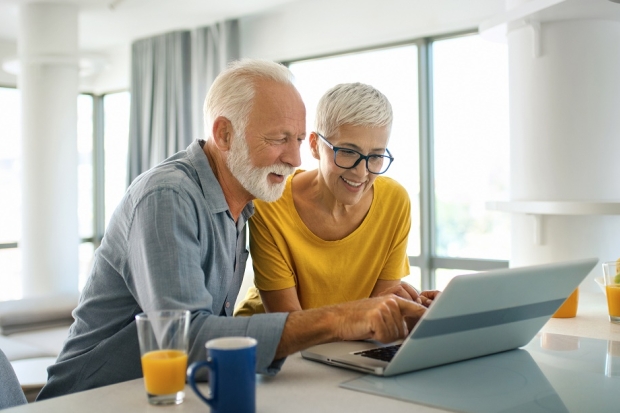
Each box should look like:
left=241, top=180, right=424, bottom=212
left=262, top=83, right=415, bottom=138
left=309, top=132, right=320, bottom=160
left=212, top=116, right=233, bottom=151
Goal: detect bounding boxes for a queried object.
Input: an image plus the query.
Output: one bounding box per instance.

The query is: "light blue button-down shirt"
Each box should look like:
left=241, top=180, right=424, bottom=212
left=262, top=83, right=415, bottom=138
left=38, top=140, right=288, bottom=399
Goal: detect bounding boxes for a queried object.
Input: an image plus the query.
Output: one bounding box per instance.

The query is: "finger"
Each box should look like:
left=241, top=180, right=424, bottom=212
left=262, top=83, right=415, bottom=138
left=403, top=315, right=416, bottom=332
left=395, top=296, right=427, bottom=321
left=390, top=297, right=407, bottom=338
left=372, top=297, right=403, bottom=342
left=419, top=295, right=433, bottom=307
left=400, top=283, right=421, bottom=301
left=384, top=297, right=406, bottom=340
left=422, top=290, right=441, bottom=300
left=422, top=289, right=442, bottom=307
left=369, top=303, right=392, bottom=342
left=378, top=309, right=396, bottom=342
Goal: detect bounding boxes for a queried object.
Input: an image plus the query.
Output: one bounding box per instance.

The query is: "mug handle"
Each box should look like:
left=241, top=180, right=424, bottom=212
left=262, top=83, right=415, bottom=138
left=187, top=359, right=217, bottom=408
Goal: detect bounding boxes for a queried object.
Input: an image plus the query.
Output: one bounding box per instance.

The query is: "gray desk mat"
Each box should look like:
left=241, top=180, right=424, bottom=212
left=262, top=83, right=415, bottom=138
left=340, top=333, right=620, bottom=412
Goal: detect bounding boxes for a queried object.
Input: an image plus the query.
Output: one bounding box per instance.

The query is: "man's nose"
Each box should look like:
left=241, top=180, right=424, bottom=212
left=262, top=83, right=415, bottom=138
left=282, top=139, right=302, bottom=167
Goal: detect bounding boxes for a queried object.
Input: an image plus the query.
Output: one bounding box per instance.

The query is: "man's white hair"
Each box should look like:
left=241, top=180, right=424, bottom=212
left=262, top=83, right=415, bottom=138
left=204, top=59, right=295, bottom=140
left=315, top=82, right=393, bottom=138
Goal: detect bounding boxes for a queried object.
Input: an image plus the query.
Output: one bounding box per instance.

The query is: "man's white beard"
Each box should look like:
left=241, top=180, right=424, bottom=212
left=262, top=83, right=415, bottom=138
left=227, top=132, right=295, bottom=202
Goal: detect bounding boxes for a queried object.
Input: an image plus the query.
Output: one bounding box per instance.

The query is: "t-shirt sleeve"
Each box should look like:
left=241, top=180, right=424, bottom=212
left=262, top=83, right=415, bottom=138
left=249, top=206, right=297, bottom=292
left=377, top=181, right=411, bottom=281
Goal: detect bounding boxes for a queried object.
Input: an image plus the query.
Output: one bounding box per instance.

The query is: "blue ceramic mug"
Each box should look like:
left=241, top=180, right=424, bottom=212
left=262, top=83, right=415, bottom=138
left=187, top=336, right=257, bottom=413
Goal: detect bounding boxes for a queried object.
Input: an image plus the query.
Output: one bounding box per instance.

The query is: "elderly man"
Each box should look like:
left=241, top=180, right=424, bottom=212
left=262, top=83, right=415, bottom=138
left=38, top=59, right=426, bottom=400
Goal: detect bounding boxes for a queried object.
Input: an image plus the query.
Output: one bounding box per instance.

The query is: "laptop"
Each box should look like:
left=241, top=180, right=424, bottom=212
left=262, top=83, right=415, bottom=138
left=301, top=258, right=598, bottom=376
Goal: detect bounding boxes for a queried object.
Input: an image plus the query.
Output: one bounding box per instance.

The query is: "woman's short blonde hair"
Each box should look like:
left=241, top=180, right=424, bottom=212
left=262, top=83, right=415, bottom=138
left=315, top=82, right=393, bottom=138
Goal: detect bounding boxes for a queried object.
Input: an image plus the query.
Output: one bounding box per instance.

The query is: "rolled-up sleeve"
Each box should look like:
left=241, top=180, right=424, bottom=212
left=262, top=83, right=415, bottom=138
left=189, top=312, right=288, bottom=375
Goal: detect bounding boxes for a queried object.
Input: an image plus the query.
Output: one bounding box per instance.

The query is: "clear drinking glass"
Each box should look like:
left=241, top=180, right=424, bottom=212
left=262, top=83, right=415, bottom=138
left=602, top=261, right=620, bottom=324
left=135, top=309, right=190, bottom=405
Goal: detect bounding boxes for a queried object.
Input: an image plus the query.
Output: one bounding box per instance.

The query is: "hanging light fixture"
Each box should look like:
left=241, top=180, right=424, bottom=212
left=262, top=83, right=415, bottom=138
left=1, top=55, right=108, bottom=78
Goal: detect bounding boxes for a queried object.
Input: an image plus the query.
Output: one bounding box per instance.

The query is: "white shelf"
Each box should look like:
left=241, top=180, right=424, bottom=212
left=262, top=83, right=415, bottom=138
left=479, top=0, right=564, bottom=41
left=486, top=201, right=620, bottom=216
left=479, top=0, right=620, bottom=42
left=487, top=201, right=620, bottom=245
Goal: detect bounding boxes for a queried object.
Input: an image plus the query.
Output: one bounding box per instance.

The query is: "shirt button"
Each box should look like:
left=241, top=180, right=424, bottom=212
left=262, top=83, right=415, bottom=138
left=225, top=302, right=230, bottom=308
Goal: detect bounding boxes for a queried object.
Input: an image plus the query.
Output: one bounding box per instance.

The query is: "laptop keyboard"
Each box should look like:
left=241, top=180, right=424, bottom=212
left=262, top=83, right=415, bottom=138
left=354, top=344, right=401, bottom=362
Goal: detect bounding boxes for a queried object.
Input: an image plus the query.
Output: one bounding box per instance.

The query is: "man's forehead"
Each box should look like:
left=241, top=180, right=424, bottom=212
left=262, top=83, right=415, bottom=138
left=253, top=79, right=302, bottom=101
left=252, top=80, right=305, bottom=115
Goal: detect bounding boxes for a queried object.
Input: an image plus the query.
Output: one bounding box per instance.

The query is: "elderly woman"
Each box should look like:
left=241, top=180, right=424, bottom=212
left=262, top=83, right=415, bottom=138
left=236, top=82, right=434, bottom=316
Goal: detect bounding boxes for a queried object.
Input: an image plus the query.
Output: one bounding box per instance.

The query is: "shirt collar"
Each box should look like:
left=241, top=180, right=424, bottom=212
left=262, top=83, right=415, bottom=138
left=187, top=140, right=255, bottom=220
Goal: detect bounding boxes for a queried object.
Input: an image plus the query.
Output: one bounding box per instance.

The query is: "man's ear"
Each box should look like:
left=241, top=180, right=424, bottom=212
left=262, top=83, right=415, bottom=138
left=212, top=116, right=233, bottom=151
left=309, top=132, right=320, bottom=160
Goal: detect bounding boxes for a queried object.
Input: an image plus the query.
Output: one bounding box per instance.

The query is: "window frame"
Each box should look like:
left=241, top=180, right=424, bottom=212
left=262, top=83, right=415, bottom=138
left=0, top=28, right=510, bottom=292
left=0, top=89, right=126, bottom=257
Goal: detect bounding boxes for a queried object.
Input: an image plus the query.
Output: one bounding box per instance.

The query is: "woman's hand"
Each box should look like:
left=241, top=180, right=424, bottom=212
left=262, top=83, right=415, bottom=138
left=417, top=290, right=441, bottom=308
left=374, top=281, right=440, bottom=308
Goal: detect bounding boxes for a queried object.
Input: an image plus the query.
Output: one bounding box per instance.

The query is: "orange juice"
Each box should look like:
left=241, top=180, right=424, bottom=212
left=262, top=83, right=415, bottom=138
left=606, top=285, right=620, bottom=317
left=552, top=288, right=579, bottom=318
left=141, top=349, right=188, bottom=395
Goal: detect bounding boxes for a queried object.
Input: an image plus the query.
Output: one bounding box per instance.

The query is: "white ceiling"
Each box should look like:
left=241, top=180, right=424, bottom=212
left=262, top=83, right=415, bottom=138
left=0, top=0, right=302, bottom=52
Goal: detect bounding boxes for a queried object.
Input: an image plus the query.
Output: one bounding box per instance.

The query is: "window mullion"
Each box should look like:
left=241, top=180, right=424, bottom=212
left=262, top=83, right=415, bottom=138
left=93, top=95, right=105, bottom=249
left=418, top=38, right=435, bottom=290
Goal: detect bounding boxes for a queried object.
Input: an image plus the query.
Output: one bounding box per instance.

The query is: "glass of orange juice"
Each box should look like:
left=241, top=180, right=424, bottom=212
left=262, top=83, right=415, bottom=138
left=602, top=261, right=620, bottom=324
left=135, top=310, right=190, bottom=405
left=552, top=288, right=579, bottom=318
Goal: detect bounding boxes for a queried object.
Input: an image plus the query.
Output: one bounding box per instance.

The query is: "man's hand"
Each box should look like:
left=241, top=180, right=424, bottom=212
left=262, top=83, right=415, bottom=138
left=275, top=294, right=427, bottom=359
left=332, top=295, right=427, bottom=343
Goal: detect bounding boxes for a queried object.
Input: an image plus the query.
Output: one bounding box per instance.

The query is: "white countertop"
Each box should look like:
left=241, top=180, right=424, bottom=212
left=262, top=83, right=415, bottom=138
left=541, top=291, right=620, bottom=341
left=5, top=291, right=619, bottom=413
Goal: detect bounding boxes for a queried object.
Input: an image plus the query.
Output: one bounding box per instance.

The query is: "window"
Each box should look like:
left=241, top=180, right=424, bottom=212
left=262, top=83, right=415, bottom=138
left=0, top=87, right=21, bottom=245
left=103, top=92, right=131, bottom=228
left=289, top=45, right=421, bottom=288
left=78, top=94, right=94, bottom=240
left=0, top=88, right=130, bottom=299
left=1, top=30, right=509, bottom=298
left=432, top=35, right=510, bottom=261
left=77, top=94, right=95, bottom=290
left=429, top=34, right=510, bottom=287
left=287, top=32, right=510, bottom=290
left=0, top=87, right=22, bottom=300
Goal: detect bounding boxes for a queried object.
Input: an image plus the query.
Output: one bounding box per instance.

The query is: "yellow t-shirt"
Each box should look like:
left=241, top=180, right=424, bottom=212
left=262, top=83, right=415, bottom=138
left=235, top=170, right=411, bottom=315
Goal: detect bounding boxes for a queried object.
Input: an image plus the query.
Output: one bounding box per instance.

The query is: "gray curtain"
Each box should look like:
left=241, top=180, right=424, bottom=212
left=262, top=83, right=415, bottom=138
left=192, top=20, right=240, bottom=142
left=128, top=30, right=192, bottom=184
left=127, top=21, right=239, bottom=184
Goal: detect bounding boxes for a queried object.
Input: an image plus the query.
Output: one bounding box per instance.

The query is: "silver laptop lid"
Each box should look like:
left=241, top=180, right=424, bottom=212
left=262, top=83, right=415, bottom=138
left=384, top=258, right=598, bottom=375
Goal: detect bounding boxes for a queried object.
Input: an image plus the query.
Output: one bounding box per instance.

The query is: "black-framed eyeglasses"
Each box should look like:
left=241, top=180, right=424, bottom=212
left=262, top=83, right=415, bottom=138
left=317, top=133, right=394, bottom=175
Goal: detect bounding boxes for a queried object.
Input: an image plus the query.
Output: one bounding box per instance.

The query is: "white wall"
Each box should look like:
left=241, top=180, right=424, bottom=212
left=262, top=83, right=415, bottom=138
left=240, top=0, right=504, bottom=62
left=0, top=40, right=129, bottom=93
left=81, top=44, right=130, bottom=94
left=99, top=0, right=503, bottom=90
left=0, top=0, right=505, bottom=92
left=0, top=38, right=17, bottom=86
left=507, top=17, right=620, bottom=292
